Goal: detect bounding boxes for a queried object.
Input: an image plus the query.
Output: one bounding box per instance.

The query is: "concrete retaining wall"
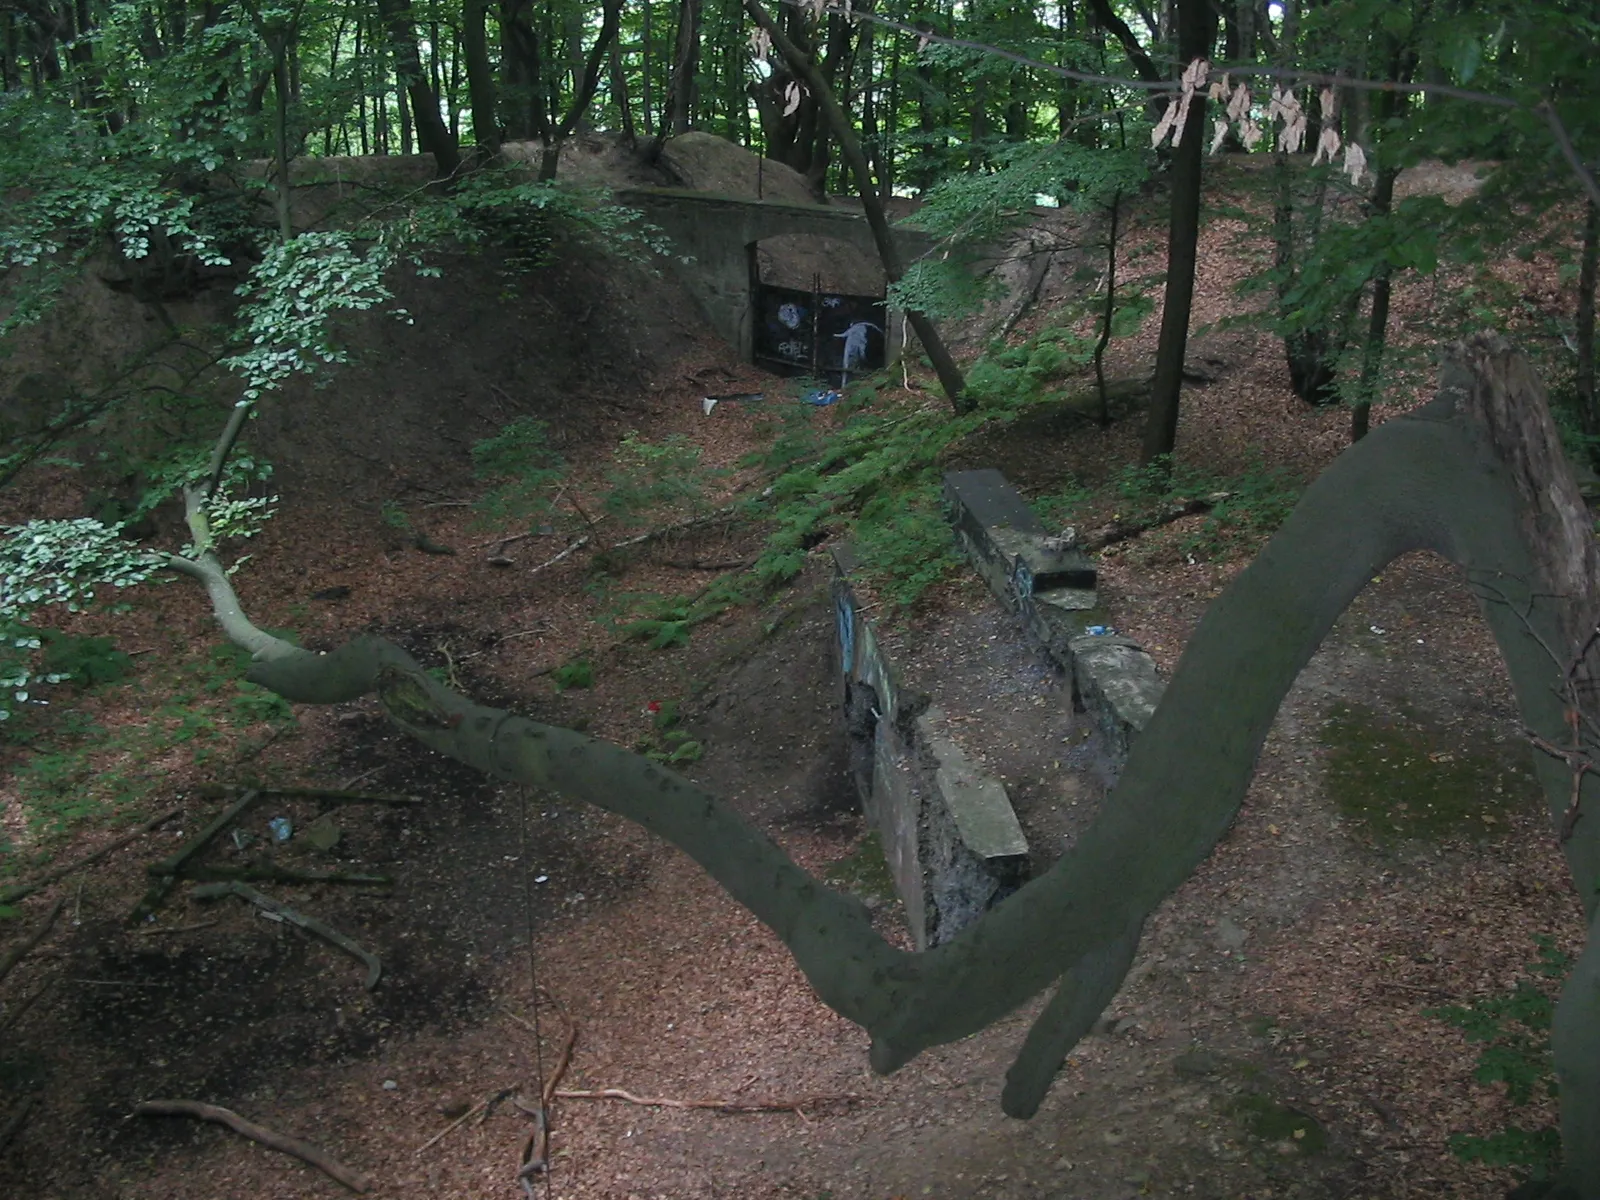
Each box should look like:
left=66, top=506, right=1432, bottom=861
left=831, top=544, right=1029, bottom=949
left=942, top=468, right=1166, bottom=763
left=827, top=468, right=1166, bottom=947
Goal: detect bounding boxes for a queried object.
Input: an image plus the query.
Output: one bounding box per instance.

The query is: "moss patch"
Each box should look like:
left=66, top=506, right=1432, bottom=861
left=823, top=831, right=899, bottom=905
left=1230, top=1091, right=1326, bottom=1154
left=1321, top=702, right=1541, bottom=843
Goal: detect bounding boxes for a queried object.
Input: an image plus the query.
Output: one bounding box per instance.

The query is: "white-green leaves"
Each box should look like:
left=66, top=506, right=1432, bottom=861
left=222, top=231, right=402, bottom=401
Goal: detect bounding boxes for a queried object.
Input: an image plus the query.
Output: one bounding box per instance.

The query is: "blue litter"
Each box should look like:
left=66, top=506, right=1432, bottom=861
left=268, top=817, right=293, bottom=842
left=1084, top=625, right=1114, bottom=636
left=802, top=389, right=842, bottom=406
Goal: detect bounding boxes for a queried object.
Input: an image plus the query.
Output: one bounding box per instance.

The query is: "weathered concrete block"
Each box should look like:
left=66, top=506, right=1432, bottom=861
left=943, top=469, right=1096, bottom=607
left=1067, top=635, right=1164, bottom=761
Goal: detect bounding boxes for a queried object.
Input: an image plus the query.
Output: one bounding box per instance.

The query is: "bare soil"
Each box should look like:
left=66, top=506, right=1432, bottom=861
left=0, top=148, right=1588, bottom=1200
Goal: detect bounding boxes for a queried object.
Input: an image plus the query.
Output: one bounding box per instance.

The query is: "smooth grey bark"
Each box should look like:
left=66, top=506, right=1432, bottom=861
left=174, top=334, right=1598, bottom=1195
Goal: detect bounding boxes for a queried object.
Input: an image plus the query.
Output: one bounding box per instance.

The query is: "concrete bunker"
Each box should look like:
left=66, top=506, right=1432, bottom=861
left=613, top=189, right=931, bottom=377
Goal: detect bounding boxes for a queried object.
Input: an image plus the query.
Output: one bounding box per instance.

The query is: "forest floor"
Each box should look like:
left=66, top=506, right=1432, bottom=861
left=0, top=149, right=1590, bottom=1200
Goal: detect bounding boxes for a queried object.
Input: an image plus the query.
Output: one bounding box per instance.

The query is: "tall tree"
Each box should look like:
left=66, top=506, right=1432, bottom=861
left=1141, top=0, right=1217, bottom=466
left=374, top=0, right=460, bottom=176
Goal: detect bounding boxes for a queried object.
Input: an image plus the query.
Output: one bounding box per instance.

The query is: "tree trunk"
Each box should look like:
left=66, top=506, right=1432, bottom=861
left=461, top=0, right=500, bottom=157
left=744, top=0, right=967, bottom=412
left=1140, top=0, right=1216, bottom=466
left=609, top=26, right=635, bottom=144
left=374, top=0, right=460, bottom=177
left=1577, top=198, right=1599, bottom=450
left=665, top=0, right=700, bottom=136
left=1351, top=72, right=1409, bottom=441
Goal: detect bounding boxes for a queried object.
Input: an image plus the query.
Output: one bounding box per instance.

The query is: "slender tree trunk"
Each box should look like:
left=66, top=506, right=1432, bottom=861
left=1140, top=0, right=1217, bottom=466
left=1578, top=198, right=1599, bottom=449
left=375, top=0, right=461, bottom=176
left=462, top=0, right=501, bottom=157
left=665, top=0, right=700, bottom=136
left=610, top=29, right=635, bottom=143
left=641, top=0, right=654, bottom=136
left=397, top=72, right=414, bottom=153
left=1351, top=72, right=1410, bottom=441
left=271, top=37, right=293, bottom=240
left=745, top=0, right=968, bottom=412
left=1094, top=191, right=1121, bottom=428
left=1350, top=166, right=1396, bottom=442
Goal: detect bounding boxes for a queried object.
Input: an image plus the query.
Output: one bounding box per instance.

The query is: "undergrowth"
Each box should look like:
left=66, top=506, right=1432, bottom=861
left=1, top=637, right=296, bottom=869
left=1426, top=936, right=1570, bottom=1187
left=1032, top=454, right=1303, bottom=561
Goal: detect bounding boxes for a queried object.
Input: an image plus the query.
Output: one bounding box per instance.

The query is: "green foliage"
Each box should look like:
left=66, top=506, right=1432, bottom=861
left=891, top=142, right=1148, bottom=321
left=471, top=417, right=569, bottom=529
left=1042, top=455, right=1302, bottom=562
left=634, top=698, right=702, bottom=765
left=552, top=658, right=594, bottom=691
left=222, top=231, right=406, bottom=401
left=603, top=432, right=724, bottom=529
left=965, top=324, right=1099, bottom=408
left=35, top=629, right=134, bottom=688
left=1427, top=937, right=1571, bottom=1183
left=434, top=173, right=673, bottom=276
left=850, top=481, right=961, bottom=614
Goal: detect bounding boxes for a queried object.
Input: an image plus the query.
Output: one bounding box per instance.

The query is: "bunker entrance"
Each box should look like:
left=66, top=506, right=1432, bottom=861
left=750, top=235, right=889, bottom=387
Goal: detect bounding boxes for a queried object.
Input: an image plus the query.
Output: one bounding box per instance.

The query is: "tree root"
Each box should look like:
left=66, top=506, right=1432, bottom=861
left=133, top=1100, right=372, bottom=1192
left=191, top=881, right=381, bottom=989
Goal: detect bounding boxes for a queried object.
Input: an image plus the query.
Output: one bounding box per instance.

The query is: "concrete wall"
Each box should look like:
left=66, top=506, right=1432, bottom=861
left=942, top=469, right=1167, bottom=765
left=832, top=545, right=1029, bottom=950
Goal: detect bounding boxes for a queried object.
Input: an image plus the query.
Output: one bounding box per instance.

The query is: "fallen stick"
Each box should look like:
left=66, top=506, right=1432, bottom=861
left=134, top=920, right=219, bottom=937
left=1077, top=492, right=1231, bottom=554
left=0, top=808, right=182, bottom=905
left=131, top=791, right=262, bottom=922
left=551, top=1087, right=863, bottom=1116
left=528, top=535, right=590, bottom=575
left=0, top=896, right=65, bottom=987
left=413, top=1086, right=518, bottom=1155
left=192, top=881, right=382, bottom=989
left=182, top=864, right=393, bottom=887
left=195, top=784, right=422, bottom=806
left=133, top=1100, right=373, bottom=1192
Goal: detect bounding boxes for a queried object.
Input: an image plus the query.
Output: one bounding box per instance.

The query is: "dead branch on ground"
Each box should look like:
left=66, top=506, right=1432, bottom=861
left=133, top=1100, right=373, bottom=1192
left=0, top=896, right=65, bottom=987
left=192, top=881, right=381, bottom=989
left=551, top=1087, right=863, bottom=1116
left=413, top=1086, right=518, bottom=1155
left=196, top=783, right=422, bottom=806
left=0, top=807, right=182, bottom=905
left=134, top=919, right=219, bottom=937
left=1077, top=492, right=1232, bottom=554
left=182, top=863, right=393, bottom=887
left=130, top=791, right=261, bottom=921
